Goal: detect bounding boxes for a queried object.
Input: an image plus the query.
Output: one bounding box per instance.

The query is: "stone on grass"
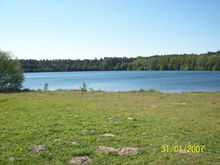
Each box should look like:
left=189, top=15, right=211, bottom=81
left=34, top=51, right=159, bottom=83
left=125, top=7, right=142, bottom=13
left=69, top=156, right=91, bottom=164
left=118, top=147, right=138, bottom=155
left=70, top=141, right=80, bottom=145
left=102, top=133, right=115, bottom=137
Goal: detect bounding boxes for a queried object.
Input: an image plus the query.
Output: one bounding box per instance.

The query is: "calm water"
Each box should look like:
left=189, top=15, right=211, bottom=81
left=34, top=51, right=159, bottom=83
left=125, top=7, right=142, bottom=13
left=23, top=71, right=220, bottom=92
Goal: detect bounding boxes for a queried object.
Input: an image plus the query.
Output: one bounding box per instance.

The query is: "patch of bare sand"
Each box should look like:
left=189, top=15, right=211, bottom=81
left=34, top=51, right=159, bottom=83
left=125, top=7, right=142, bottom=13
left=142, top=132, right=147, bottom=135
left=70, top=141, right=80, bottom=145
left=96, top=146, right=138, bottom=155
left=102, top=133, right=115, bottom=137
left=96, top=146, right=118, bottom=153
left=28, top=145, right=46, bottom=154
left=54, top=138, right=62, bottom=142
left=172, top=103, right=186, bottom=105
left=8, top=157, right=15, bottom=162
left=82, top=129, right=96, bottom=133
left=118, top=147, right=138, bottom=155
left=96, top=137, right=105, bottom=141
left=127, top=117, right=135, bottom=120
left=69, top=156, right=91, bottom=164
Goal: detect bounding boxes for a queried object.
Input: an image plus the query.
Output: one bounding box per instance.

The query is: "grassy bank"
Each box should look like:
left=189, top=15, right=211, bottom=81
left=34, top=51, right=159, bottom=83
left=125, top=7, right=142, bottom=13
left=0, top=91, right=219, bottom=164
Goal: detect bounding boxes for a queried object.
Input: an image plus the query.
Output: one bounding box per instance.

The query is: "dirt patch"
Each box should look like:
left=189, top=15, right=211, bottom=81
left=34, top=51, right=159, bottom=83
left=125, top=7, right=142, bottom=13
left=102, top=133, right=115, bottom=137
left=28, top=145, right=46, bottom=154
left=70, top=141, right=80, bottom=145
left=54, top=138, right=62, bottom=142
left=172, top=103, right=186, bottom=105
left=96, top=137, right=105, bottom=141
left=8, top=157, right=15, bottom=162
left=118, top=147, right=138, bottom=155
left=69, top=156, right=91, bottom=164
left=82, top=129, right=96, bottom=133
left=96, top=146, right=118, bottom=153
left=97, top=146, right=138, bottom=155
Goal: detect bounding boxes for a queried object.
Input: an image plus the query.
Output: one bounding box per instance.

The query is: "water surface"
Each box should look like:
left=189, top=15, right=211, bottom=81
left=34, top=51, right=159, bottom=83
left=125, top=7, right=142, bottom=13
left=23, top=71, right=220, bottom=92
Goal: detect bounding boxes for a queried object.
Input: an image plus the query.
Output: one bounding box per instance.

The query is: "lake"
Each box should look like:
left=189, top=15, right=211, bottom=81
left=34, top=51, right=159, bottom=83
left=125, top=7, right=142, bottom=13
left=23, top=71, right=220, bottom=93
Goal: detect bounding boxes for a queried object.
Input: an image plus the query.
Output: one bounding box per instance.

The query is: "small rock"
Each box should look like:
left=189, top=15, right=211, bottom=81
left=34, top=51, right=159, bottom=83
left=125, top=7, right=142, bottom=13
left=96, top=146, right=118, bottom=153
left=69, top=156, right=91, bottom=164
left=102, top=133, right=115, bottom=137
left=118, top=147, right=138, bottom=155
left=70, top=141, right=80, bottom=145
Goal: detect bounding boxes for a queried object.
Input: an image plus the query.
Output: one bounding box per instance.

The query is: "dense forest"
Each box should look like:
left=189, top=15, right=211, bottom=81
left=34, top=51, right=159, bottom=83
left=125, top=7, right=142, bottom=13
left=20, top=51, right=220, bottom=72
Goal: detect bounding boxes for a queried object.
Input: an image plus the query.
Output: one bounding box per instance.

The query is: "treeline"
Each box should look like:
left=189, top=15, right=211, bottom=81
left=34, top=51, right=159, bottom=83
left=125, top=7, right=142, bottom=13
left=20, top=51, right=220, bottom=72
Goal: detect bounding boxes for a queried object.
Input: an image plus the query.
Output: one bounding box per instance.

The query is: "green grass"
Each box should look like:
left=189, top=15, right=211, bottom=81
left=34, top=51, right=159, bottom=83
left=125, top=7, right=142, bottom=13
left=0, top=91, right=219, bottom=165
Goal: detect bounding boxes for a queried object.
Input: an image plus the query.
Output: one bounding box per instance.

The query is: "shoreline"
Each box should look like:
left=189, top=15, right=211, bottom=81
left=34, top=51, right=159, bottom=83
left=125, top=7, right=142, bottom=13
left=1, top=88, right=220, bottom=94
left=23, top=70, right=220, bottom=73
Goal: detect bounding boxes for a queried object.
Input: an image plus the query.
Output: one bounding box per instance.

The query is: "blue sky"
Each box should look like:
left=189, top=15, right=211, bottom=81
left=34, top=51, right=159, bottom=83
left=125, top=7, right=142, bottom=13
left=0, top=0, right=220, bottom=59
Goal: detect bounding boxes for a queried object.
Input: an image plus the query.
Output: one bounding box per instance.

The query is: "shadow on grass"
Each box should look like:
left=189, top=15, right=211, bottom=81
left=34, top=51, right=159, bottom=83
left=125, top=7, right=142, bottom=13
left=0, top=88, right=34, bottom=93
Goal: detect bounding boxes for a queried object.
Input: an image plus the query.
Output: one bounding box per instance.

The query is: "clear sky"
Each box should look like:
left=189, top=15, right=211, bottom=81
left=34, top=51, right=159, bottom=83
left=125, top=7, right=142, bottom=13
left=0, top=0, right=220, bottom=60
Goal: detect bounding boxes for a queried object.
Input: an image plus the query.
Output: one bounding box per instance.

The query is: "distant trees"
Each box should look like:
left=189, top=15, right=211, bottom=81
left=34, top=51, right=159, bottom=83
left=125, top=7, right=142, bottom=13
left=20, top=51, right=220, bottom=72
left=0, top=51, right=24, bottom=91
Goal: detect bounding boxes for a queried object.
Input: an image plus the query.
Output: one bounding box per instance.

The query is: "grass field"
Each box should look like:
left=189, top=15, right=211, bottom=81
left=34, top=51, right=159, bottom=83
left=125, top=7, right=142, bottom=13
left=0, top=91, right=219, bottom=165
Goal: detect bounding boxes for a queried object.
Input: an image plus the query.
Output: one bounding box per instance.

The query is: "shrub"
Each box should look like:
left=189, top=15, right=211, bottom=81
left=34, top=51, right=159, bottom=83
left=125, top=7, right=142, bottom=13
left=0, top=51, right=24, bottom=91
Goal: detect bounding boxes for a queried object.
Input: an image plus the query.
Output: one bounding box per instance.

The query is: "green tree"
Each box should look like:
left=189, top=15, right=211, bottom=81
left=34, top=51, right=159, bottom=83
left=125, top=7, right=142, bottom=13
left=19, top=51, right=220, bottom=71
left=0, top=51, right=24, bottom=91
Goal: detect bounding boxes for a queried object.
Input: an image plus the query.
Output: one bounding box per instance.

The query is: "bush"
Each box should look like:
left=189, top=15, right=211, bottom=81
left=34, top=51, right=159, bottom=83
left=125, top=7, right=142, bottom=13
left=0, top=51, right=24, bottom=91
